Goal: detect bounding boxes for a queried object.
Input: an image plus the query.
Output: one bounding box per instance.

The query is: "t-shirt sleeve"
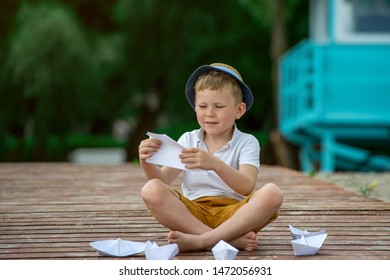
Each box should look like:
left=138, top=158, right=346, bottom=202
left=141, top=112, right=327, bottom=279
left=239, top=135, right=260, bottom=169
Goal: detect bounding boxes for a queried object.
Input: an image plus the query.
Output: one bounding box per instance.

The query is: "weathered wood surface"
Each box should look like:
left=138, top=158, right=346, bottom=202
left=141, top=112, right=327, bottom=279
left=1, top=163, right=389, bottom=260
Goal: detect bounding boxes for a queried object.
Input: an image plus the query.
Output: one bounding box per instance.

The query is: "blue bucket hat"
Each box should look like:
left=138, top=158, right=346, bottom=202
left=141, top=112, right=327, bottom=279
left=185, top=63, right=254, bottom=111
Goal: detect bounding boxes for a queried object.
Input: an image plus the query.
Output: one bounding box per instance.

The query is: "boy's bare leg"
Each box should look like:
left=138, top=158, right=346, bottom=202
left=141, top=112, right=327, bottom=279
left=168, top=183, right=283, bottom=252
left=141, top=178, right=211, bottom=234
left=142, top=179, right=259, bottom=249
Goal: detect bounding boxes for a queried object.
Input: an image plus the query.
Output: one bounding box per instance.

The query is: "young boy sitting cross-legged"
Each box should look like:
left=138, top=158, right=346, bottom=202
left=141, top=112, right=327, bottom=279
left=138, top=63, right=283, bottom=252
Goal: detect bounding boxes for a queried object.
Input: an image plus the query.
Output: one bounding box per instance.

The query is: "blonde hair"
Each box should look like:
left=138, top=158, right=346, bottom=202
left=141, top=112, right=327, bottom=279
left=194, top=69, right=243, bottom=104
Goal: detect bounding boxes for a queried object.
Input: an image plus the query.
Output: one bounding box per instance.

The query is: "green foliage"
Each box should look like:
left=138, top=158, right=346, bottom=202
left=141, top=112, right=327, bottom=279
left=1, top=2, right=105, bottom=158
left=154, top=121, right=199, bottom=141
left=112, top=0, right=279, bottom=126
left=0, top=0, right=309, bottom=161
left=307, top=170, right=317, bottom=177
left=358, top=180, right=378, bottom=196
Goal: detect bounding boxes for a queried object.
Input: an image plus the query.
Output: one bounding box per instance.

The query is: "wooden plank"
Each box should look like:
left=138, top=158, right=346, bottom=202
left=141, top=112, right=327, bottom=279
left=0, top=163, right=390, bottom=260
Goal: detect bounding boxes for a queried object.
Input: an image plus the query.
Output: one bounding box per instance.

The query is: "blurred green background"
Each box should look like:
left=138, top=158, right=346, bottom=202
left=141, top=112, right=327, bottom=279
left=0, top=0, right=308, bottom=164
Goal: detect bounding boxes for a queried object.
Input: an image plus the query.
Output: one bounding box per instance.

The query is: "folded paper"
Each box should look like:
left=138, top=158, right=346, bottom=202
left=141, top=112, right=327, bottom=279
left=144, top=240, right=179, bottom=260
left=289, top=224, right=326, bottom=240
left=211, top=240, right=239, bottom=260
left=89, top=238, right=146, bottom=257
left=145, top=132, right=187, bottom=170
left=289, top=225, right=327, bottom=256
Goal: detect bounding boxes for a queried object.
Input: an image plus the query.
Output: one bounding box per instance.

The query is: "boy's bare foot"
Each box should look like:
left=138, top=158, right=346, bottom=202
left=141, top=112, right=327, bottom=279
left=167, top=230, right=258, bottom=252
left=228, top=231, right=258, bottom=251
left=168, top=231, right=204, bottom=252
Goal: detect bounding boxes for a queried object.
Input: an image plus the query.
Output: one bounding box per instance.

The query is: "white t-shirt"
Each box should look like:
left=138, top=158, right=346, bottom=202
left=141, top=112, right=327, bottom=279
left=177, top=126, right=260, bottom=201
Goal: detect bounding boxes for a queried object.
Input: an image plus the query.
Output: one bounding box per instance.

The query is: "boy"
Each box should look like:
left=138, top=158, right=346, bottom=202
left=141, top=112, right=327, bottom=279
left=138, top=63, right=283, bottom=252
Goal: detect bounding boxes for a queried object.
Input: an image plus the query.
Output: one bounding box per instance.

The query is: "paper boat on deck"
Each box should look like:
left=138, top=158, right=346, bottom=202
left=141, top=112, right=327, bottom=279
left=289, top=224, right=326, bottom=240
left=291, top=234, right=328, bottom=256
left=144, top=241, right=179, bottom=260
left=90, top=238, right=146, bottom=257
left=211, top=240, right=239, bottom=260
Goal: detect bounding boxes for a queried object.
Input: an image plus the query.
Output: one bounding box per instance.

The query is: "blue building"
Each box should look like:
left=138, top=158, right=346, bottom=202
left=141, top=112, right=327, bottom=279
left=278, top=0, right=390, bottom=172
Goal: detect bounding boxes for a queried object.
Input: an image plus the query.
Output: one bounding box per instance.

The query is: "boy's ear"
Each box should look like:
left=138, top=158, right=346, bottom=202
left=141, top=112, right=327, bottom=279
left=235, top=102, right=246, bottom=120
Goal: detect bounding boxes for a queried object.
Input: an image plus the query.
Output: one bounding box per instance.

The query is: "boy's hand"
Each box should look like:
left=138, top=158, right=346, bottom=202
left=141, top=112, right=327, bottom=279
left=139, top=139, right=162, bottom=161
left=179, top=148, right=216, bottom=170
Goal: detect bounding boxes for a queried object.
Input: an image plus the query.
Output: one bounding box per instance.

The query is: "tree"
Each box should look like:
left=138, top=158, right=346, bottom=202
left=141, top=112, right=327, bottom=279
left=0, top=2, right=104, bottom=160
left=239, top=0, right=308, bottom=168
left=0, top=0, right=309, bottom=164
left=114, top=0, right=274, bottom=160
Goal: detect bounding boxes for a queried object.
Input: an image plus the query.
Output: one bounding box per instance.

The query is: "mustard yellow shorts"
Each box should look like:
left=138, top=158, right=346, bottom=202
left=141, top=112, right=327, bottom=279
left=176, top=191, right=278, bottom=232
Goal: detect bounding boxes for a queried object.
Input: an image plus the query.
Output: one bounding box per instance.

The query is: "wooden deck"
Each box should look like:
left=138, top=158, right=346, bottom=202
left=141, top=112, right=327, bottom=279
left=1, top=163, right=389, bottom=260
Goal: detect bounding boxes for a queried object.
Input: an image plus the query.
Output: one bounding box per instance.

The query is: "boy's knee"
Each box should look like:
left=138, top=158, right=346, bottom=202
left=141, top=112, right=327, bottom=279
left=141, top=178, right=165, bottom=203
left=259, top=183, right=284, bottom=209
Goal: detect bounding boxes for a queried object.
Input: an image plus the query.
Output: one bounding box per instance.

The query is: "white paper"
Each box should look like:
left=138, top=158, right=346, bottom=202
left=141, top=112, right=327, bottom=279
left=291, top=234, right=328, bottom=256
left=289, top=225, right=327, bottom=256
left=145, top=132, right=187, bottom=170
left=211, top=240, right=239, bottom=260
left=89, top=238, right=146, bottom=257
left=144, top=240, right=179, bottom=260
left=289, top=224, right=326, bottom=240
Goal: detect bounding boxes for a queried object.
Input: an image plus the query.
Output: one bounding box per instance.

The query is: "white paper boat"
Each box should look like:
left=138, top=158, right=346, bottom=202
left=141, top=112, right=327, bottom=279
left=90, top=238, right=146, bottom=257
left=211, top=240, right=239, bottom=260
left=289, top=224, right=326, bottom=240
left=144, top=240, right=179, bottom=260
left=291, top=234, right=328, bottom=256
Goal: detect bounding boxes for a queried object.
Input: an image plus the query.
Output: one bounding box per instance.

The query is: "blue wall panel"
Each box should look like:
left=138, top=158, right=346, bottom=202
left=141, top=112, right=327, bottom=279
left=278, top=40, right=390, bottom=171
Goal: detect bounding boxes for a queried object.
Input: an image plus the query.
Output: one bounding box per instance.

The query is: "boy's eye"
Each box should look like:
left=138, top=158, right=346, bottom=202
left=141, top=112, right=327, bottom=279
left=216, top=105, right=225, bottom=109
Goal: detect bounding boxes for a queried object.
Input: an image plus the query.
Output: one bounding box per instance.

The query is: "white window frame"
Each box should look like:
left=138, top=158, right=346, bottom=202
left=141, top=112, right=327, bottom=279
left=334, top=0, right=390, bottom=43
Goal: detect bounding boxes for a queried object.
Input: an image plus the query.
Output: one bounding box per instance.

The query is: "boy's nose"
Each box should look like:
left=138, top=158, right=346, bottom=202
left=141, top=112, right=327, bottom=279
left=206, top=109, right=215, bottom=117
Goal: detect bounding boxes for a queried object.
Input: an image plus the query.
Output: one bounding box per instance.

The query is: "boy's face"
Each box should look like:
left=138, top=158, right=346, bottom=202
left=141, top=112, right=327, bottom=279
left=194, top=88, right=246, bottom=137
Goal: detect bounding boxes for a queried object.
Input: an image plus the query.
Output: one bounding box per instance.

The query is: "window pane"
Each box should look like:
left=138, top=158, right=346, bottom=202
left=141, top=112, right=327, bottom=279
left=351, top=0, right=390, bottom=32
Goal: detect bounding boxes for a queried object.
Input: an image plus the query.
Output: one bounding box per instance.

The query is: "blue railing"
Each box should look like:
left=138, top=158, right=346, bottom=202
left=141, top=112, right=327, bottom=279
left=278, top=40, right=390, bottom=172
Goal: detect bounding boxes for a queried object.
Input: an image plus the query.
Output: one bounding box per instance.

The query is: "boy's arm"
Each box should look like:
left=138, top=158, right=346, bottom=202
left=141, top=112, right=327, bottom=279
left=214, top=162, right=258, bottom=196
left=180, top=148, right=257, bottom=196
left=140, top=161, right=181, bottom=185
